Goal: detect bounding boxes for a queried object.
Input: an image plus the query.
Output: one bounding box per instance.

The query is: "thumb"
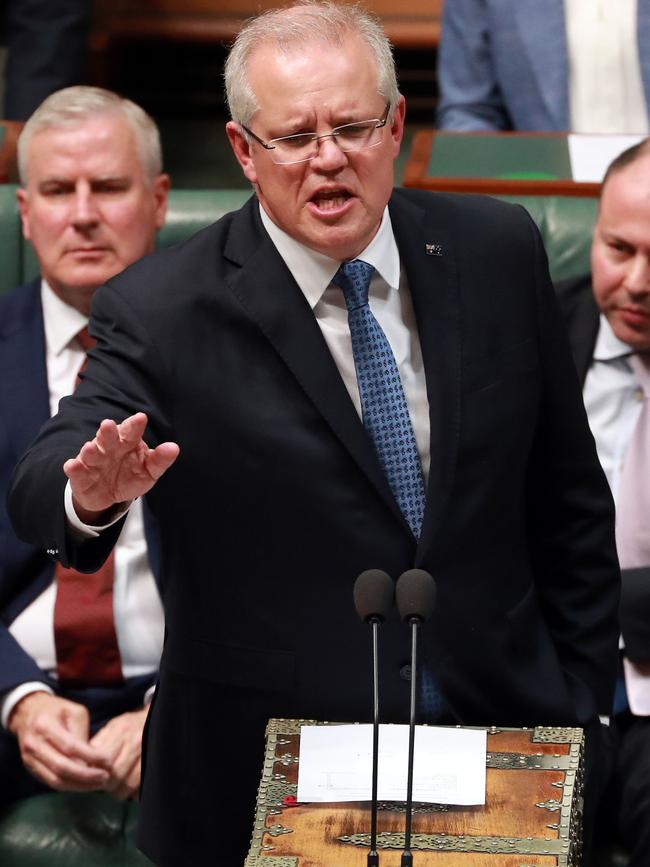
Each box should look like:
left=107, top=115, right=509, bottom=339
left=60, top=702, right=90, bottom=742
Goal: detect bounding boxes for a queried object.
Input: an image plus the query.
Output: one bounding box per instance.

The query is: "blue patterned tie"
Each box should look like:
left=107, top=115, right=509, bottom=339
left=333, top=260, right=426, bottom=538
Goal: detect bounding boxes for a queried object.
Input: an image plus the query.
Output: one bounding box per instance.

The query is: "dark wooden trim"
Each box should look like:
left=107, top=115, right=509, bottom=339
left=402, top=130, right=602, bottom=198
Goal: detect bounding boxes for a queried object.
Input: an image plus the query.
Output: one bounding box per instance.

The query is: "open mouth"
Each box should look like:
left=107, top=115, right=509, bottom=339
left=310, top=189, right=353, bottom=211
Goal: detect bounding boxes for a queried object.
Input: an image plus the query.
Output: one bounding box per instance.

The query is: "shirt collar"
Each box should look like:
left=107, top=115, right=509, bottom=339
left=593, top=313, right=636, bottom=362
left=258, top=204, right=401, bottom=309
left=40, top=279, right=88, bottom=357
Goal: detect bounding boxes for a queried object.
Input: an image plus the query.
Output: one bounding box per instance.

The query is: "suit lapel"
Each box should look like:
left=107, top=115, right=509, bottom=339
left=556, top=275, right=602, bottom=384
left=223, top=200, right=408, bottom=531
left=567, top=283, right=600, bottom=384
left=514, top=0, right=569, bottom=129
left=0, top=280, right=50, bottom=460
left=389, top=192, right=461, bottom=556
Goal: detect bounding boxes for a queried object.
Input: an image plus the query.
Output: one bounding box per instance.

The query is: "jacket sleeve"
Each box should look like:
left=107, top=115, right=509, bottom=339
left=524, top=211, right=620, bottom=718
left=436, top=0, right=512, bottom=130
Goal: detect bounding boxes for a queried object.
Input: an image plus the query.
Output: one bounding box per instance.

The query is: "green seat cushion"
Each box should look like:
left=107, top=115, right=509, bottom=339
left=0, top=793, right=152, bottom=867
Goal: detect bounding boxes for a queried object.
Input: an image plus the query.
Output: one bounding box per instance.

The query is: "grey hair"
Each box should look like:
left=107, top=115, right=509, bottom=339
left=224, top=0, right=400, bottom=128
left=18, top=85, right=163, bottom=184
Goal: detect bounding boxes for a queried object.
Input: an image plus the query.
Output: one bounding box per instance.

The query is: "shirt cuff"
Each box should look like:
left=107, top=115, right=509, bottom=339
left=144, top=684, right=157, bottom=706
left=64, top=481, right=131, bottom=538
left=1, top=682, right=55, bottom=730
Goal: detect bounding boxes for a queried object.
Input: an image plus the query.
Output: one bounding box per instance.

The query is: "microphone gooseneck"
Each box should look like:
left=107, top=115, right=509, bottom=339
left=353, top=569, right=394, bottom=867
left=395, top=569, right=437, bottom=867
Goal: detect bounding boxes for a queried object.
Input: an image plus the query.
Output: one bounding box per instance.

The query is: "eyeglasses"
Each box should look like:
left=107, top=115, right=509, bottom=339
left=241, top=104, right=391, bottom=165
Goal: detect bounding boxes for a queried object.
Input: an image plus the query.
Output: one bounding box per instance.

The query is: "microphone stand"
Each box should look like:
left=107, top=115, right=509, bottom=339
left=353, top=568, right=394, bottom=867
left=401, top=618, right=419, bottom=867
left=369, top=617, right=380, bottom=867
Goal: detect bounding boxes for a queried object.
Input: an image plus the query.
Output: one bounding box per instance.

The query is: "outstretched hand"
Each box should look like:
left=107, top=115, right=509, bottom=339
left=63, top=412, right=179, bottom=523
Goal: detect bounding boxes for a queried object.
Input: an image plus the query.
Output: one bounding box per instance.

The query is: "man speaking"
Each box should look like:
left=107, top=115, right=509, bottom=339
left=9, top=3, right=619, bottom=865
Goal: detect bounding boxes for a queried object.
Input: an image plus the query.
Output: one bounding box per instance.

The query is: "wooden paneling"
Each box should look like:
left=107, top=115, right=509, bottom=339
left=91, top=0, right=443, bottom=50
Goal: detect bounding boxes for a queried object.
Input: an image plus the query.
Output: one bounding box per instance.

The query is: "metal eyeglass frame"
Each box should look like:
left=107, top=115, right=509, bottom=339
left=241, top=103, right=391, bottom=165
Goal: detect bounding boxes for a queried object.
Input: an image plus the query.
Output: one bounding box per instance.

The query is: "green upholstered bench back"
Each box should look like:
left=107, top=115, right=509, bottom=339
left=498, top=194, right=598, bottom=284
left=0, top=187, right=595, bottom=295
left=0, top=185, right=28, bottom=292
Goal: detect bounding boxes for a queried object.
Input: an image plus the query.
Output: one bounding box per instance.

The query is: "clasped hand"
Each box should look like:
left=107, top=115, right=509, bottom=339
left=9, top=692, right=150, bottom=799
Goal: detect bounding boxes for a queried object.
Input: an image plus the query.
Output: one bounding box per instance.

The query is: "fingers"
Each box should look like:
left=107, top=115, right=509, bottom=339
left=67, top=414, right=149, bottom=473
left=146, top=442, right=180, bottom=480
left=22, top=732, right=111, bottom=792
left=115, top=412, right=149, bottom=445
left=90, top=709, right=147, bottom=800
left=109, top=757, right=141, bottom=800
left=62, top=413, right=180, bottom=512
left=11, top=694, right=112, bottom=792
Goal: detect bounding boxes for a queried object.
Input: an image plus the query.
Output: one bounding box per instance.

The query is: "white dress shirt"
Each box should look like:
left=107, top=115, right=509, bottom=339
left=259, top=204, right=431, bottom=480
left=565, top=0, right=649, bottom=134
left=583, top=314, right=649, bottom=715
left=583, top=315, right=643, bottom=499
left=1, top=281, right=165, bottom=729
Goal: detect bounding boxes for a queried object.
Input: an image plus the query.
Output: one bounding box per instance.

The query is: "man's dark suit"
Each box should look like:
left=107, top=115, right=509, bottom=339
left=0, top=278, right=162, bottom=806
left=9, top=191, right=620, bottom=866
left=557, top=274, right=650, bottom=865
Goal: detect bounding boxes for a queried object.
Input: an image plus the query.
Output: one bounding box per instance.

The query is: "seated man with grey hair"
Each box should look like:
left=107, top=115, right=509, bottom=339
left=0, top=85, right=169, bottom=807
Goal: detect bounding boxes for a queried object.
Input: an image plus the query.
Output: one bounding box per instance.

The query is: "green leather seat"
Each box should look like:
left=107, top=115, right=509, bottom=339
left=0, top=185, right=27, bottom=293
left=0, top=793, right=151, bottom=866
left=499, top=194, right=598, bottom=283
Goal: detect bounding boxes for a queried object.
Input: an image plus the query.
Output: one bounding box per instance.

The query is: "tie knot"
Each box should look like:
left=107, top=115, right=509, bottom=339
left=75, top=326, right=96, bottom=353
left=333, top=259, right=375, bottom=311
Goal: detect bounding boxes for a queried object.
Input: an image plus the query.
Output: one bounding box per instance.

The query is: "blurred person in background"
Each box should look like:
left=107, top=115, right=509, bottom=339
left=1, top=0, right=91, bottom=120
left=557, top=138, right=650, bottom=866
left=437, top=0, right=650, bottom=133
left=0, top=85, right=169, bottom=809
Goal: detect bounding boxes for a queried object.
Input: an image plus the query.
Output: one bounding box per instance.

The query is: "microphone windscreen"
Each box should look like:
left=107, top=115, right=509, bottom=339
left=353, top=569, right=394, bottom=623
left=395, top=569, right=437, bottom=622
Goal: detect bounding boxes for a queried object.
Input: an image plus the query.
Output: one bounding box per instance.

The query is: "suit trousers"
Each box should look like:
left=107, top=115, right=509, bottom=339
left=610, top=712, right=650, bottom=866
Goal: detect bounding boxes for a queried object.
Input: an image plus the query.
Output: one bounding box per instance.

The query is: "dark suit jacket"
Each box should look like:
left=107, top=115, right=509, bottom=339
left=557, top=274, right=650, bottom=665
left=0, top=279, right=162, bottom=712
left=9, top=191, right=620, bottom=866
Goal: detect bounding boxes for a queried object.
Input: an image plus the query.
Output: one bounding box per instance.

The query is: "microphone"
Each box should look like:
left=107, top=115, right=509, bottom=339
left=395, top=569, right=437, bottom=867
left=353, top=569, right=394, bottom=867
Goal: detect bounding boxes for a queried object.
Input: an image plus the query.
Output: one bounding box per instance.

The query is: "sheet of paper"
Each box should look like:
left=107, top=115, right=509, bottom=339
left=297, top=724, right=486, bottom=805
left=568, top=134, right=644, bottom=183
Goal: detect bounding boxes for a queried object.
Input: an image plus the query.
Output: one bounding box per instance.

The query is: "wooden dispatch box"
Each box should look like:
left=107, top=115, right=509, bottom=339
left=244, top=719, right=584, bottom=867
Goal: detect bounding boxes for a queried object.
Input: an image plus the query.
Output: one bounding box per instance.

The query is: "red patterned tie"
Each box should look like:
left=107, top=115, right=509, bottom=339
left=53, top=327, right=123, bottom=686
